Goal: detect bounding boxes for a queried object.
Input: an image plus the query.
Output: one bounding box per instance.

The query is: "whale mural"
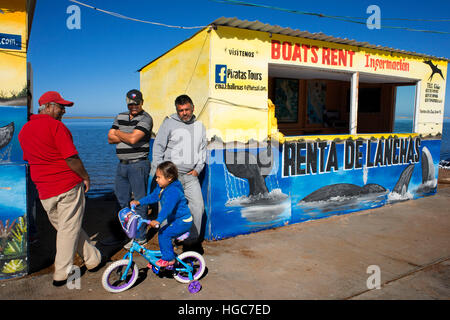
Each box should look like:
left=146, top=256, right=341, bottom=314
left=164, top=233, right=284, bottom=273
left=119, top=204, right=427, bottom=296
left=203, top=137, right=441, bottom=240
left=416, top=146, right=438, bottom=194
left=0, top=122, right=14, bottom=150
left=0, top=107, right=27, bottom=163
left=223, top=146, right=290, bottom=225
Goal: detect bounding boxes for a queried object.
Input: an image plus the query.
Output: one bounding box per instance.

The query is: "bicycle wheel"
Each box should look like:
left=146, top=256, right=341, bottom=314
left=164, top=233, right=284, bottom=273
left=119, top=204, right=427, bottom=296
left=102, top=259, right=139, bottom=293
left=174, top=251, right=206, bottom=284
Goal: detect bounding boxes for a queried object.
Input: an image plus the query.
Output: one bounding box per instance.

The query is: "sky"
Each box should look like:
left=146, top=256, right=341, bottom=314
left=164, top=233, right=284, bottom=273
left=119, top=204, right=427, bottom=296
left=27, top=0, right=450, bottom=117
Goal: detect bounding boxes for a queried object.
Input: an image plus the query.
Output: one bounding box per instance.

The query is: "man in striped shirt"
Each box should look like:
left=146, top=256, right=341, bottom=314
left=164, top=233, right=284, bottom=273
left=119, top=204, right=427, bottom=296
left=108, top=89, right=153, bottom=246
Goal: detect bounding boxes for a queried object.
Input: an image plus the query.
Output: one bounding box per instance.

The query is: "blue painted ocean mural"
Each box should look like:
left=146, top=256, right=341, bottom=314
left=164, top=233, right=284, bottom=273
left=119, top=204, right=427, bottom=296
left=0, top=106, right=28, bottom=279
left=0, top=164, right=28, bottom=279
left=203, top=136, right=441, bottom=240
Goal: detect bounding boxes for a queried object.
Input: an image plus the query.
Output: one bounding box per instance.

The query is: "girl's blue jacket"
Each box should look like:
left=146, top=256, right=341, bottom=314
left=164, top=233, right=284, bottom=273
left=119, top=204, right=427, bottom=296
left=138, top=180, right=191, bottom=225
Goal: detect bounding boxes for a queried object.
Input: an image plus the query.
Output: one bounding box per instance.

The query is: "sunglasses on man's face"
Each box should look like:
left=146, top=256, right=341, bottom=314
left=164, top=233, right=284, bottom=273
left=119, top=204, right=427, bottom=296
left=49, top=103, right=65, bottom=110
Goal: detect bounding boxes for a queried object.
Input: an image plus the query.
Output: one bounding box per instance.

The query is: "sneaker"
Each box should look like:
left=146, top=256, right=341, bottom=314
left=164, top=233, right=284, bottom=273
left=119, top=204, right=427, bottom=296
left=155, top=259, right=175, bottom=267
left=124, top=239, right=147, bottom=250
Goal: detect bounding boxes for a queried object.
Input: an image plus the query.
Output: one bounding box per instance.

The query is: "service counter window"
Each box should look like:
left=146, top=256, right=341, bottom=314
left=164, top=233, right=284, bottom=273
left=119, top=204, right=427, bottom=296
left=268, top=74, right=351, bottom=136
left=268, top=64, right=418, bottom=136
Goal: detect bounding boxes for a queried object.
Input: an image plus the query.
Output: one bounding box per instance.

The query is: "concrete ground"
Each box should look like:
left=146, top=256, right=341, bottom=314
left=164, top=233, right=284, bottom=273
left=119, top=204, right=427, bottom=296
left=0, top=185, right=449, bottom=300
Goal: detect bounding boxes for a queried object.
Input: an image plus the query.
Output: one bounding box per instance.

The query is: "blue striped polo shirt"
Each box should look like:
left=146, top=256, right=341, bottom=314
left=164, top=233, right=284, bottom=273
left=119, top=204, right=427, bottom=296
left=111, top=110, right=153, bottom=161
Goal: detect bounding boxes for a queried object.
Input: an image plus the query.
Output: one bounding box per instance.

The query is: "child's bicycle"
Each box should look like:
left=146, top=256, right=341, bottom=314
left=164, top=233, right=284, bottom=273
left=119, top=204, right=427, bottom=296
left=101, top=205, right=206, bottom=294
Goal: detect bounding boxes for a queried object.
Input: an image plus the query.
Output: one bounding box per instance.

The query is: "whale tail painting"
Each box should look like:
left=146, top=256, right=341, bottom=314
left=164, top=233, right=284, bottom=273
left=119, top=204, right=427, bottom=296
left=225, top=151, right=270, bottom=196
left=224, top=146, right=274, bottom=198
left=223, top=147, right=290, bottom=224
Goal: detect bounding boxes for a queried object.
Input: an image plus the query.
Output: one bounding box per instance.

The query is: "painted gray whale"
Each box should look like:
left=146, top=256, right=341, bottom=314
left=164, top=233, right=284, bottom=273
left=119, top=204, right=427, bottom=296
left=0, top=122, right=14, bottom=150
left=300, top=162, right=416, bottom=203
left=301, top=183, right=387, bottom=203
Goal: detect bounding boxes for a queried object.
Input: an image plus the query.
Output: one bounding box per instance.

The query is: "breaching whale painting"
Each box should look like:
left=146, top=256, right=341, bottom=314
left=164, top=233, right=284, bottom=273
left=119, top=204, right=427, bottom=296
left=203, top=136, right=441, bottom=240
left=0, top=122, right=14, bottom=150
left=0, top=106, right=27, bottom=164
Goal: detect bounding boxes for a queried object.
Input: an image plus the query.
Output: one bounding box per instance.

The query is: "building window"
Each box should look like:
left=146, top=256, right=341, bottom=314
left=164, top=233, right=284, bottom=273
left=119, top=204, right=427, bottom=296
left=273, top=78, right=299, bottom=123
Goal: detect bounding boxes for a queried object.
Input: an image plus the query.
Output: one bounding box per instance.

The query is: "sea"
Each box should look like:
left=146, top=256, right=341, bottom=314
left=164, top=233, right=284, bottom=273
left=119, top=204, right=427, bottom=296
left=63, top=118, right=450, bottom=192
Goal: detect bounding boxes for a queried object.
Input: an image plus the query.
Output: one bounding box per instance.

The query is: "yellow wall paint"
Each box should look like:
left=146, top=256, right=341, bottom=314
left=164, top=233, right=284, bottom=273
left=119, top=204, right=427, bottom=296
left=0, top=0, right=27, bottom=103
left=140, top=29, right=211, bottom=133
left=205, top=103, right=268, bottom=141
left=0, top=52, right=26, bottom=96
left=0, top=0, right=26, bottom=44
left=140, top=23, right=448, bottom=141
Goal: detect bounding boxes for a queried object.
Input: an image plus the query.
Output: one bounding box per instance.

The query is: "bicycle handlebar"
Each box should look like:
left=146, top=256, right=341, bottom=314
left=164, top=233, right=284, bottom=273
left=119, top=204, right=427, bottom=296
left=131, top=204, right=159, bottom=229
left=137, top=218, right=159, bottom=229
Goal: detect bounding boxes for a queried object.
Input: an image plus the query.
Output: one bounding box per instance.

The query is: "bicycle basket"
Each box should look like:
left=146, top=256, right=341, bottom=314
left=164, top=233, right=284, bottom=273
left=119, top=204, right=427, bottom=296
left=118, top=207, right=140, bottom=239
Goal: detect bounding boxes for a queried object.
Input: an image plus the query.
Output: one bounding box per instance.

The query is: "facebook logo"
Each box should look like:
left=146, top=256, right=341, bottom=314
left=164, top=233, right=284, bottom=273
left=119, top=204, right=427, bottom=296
left=215, top=65, right=227, bottom=83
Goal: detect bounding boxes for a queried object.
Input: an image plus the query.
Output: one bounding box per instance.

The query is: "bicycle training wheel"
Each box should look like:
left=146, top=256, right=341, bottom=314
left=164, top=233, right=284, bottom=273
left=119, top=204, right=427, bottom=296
left=174, top=251, right=206, bottom=284
left=102, top=259, right=139, bottom=293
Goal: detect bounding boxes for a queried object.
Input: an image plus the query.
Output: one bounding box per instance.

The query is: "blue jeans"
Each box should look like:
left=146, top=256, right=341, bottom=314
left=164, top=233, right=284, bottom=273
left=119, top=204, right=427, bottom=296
left=114, top=159, right=150, bottom=241
left=159, top=219, right=192, bottom=261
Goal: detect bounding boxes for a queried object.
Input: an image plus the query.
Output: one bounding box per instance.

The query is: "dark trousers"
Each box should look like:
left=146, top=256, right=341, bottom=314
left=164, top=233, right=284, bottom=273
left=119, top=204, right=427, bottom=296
left=114, top=159, right=150, bottom=241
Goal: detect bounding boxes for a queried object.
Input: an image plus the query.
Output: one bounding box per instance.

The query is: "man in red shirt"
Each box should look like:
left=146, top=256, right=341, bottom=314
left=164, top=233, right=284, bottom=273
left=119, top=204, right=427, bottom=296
left=18, top=91, right=103, bottom=287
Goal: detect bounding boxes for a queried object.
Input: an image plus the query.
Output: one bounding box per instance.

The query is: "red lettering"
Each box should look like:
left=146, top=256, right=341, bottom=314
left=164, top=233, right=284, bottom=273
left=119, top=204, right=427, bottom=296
left=331, top=49, right=338, bottom=66
left=311, top=46, right=319, bottom=63
left=348, top=51, right=355, bottom=67
left=292, top=43, right=302, bottom=61
left=271, top=40, right=281, bottom=59
left=322, top=47, right=330, bottom=65
left=282, top=42, right=292, bottom=61
left=365, top=54, right=370, bottom=67
left=339, top=50, right=347, bottom=67
left=302, top=44, right=310, bottom=63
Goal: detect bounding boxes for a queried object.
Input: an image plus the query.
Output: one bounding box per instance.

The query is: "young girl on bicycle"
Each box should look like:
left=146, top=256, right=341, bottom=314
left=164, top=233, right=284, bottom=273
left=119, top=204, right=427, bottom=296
left=130, top=161, right=192, bottom=267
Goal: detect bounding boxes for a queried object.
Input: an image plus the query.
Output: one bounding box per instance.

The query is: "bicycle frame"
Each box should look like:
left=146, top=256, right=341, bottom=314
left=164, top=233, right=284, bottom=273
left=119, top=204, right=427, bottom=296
left=119, top=240, right=195, bottom=282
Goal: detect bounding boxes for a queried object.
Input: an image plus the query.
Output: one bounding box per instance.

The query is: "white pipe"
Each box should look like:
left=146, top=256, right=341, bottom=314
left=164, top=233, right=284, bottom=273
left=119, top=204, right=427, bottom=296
left=413, top=80, right=421, bottom=133
left=350, top=72, right=359, bottom=135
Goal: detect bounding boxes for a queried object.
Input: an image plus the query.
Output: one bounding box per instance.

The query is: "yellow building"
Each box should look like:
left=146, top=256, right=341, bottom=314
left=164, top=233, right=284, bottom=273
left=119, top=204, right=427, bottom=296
left=139, top=17, right=448, bottom=240
left=140, top=17, right=447, bottom=142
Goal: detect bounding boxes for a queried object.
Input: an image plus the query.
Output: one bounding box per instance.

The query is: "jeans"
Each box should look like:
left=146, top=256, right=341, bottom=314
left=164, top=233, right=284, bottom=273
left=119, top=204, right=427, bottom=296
left=159, top=219, right=192, bottom=261
left=114, top=159, right=150, bottom=241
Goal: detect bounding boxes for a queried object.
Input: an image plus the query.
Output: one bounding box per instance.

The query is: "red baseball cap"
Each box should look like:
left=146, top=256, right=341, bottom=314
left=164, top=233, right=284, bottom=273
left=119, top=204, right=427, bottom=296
left=38, top=91, right=74, bottom=106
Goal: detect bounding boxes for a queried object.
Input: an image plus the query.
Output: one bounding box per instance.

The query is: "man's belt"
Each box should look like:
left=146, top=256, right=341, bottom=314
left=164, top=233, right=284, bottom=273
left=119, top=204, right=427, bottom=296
left=119, top=157, right=148, bottom=164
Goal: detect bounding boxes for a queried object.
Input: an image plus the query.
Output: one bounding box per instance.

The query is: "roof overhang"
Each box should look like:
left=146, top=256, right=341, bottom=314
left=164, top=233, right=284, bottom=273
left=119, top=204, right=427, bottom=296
left=212, top=17, right=449, bottom=63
